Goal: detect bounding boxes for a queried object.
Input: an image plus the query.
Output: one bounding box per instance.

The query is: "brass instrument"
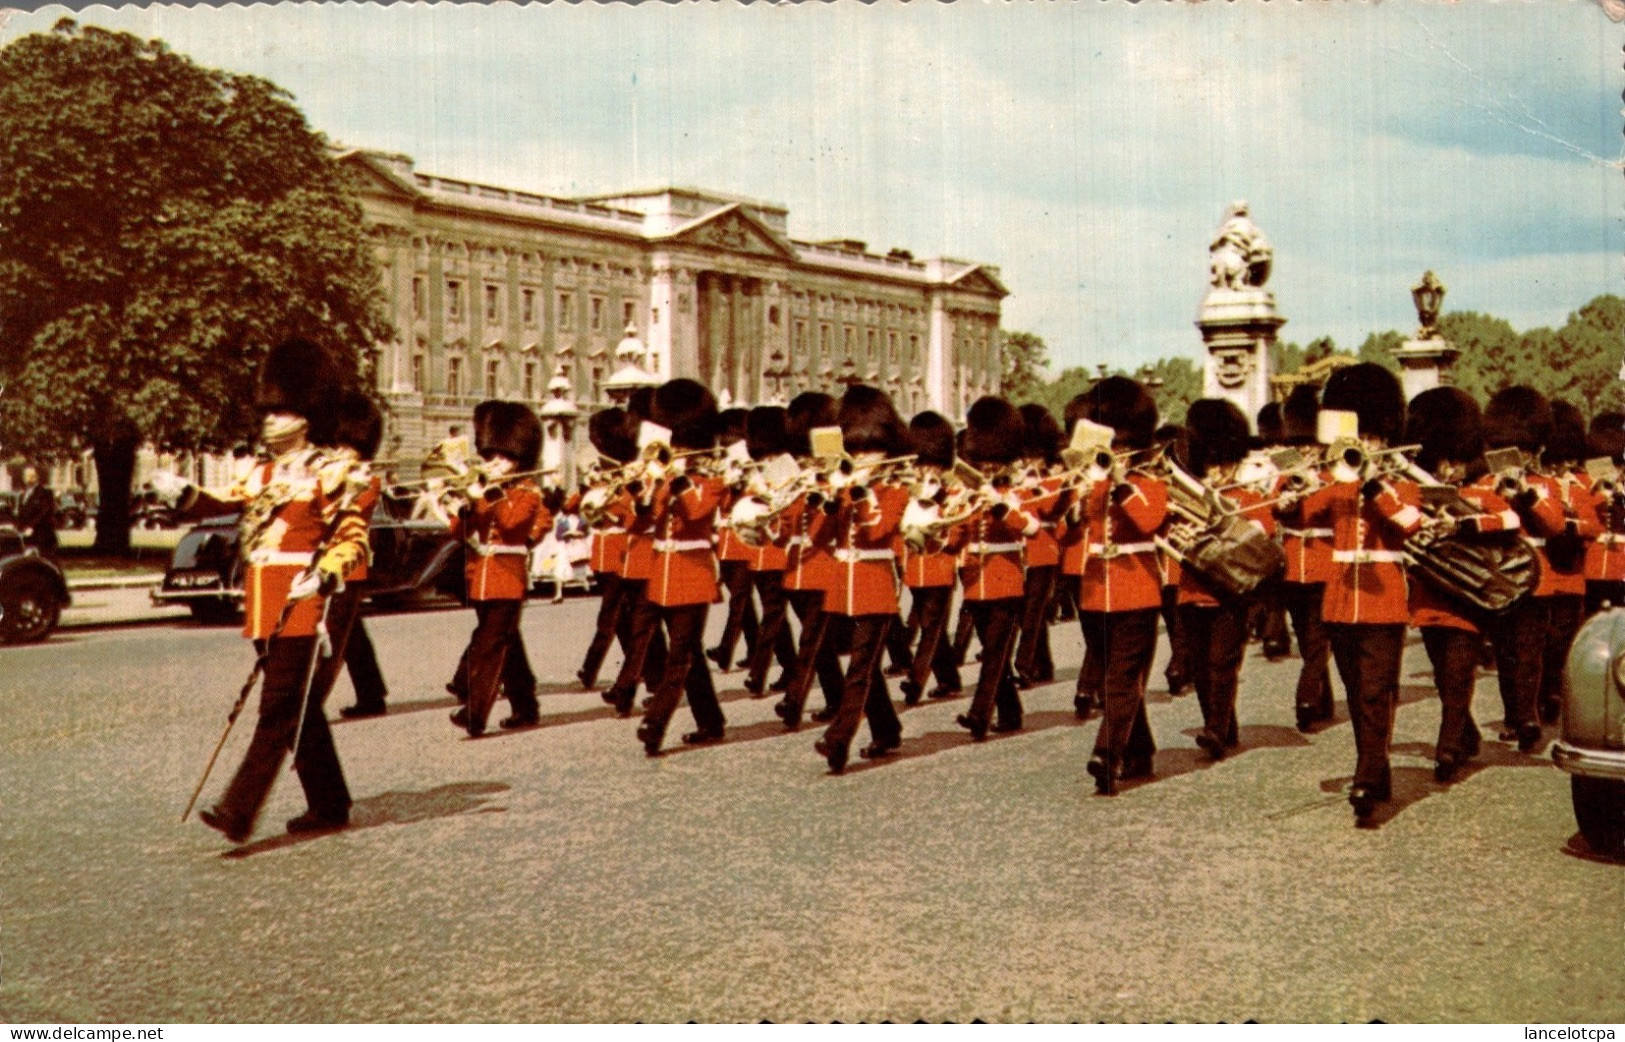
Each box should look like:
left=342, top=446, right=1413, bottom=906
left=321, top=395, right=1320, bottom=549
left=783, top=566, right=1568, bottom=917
left=1154, top=458, right=1285, bottom=598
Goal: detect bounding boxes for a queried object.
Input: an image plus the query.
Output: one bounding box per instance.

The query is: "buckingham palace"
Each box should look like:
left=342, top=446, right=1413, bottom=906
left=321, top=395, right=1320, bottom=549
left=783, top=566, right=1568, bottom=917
left=342, top=148, right=1009, bottom=464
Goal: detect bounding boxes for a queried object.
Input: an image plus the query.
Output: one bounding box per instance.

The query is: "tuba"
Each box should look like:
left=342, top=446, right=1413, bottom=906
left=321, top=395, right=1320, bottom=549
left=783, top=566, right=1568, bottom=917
left=1155, top=458, right=1285, bottom=598
left=1399, top=458, right=1538, bottom=614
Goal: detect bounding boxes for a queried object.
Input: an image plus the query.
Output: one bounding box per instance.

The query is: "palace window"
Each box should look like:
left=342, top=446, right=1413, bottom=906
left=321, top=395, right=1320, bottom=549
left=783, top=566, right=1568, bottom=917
left=843, top=326, right=854, bottom=356
left=819, top=323, right=831, bottom=360
left=445, top=280, right=463, bottom=321
left=484, top=284, right=499, bottom=323
left=769, top=305, right=780, bottom=326
left=412, top=277, right=425, bottom=319
left=623, top=300, right=636, bottom=328
left=522, top=288, right=536, bottom=326
left=591, top=365, right=604, bottom=403
left=888, top=331, right=898, bottom=362
left=411, top=355, right=424, bottom=392
left=447, top=357, right=462, bottom=397
left=523, top=362, right=536, bottom=400
left=867, top=329, right=877, bottom=360
left=793, top=320, right=807, bottom=356
left=486, top=359, right=499, bottom=398
left=590, top=296, right=605, bottom=332
left=909, top=333, right=920, bottom=360
left=557, top=291, right=574, bottom=331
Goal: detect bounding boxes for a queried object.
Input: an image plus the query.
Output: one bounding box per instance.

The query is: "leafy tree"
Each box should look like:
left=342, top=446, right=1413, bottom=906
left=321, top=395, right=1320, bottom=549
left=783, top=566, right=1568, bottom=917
left=1303, top=336, right=1336, bottom=364
left=1356, top=330, right=1404, bottom=372
left=1000, top=329, right=1050, bottom=405
left=0, top=21, right=390, bottom=551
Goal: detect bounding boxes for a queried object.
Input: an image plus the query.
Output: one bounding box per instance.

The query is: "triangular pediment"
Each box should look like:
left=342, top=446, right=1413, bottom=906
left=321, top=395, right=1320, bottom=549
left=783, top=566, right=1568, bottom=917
left=947, top=265, right=1009, bottom=298
left=663, top=204, right=797, bottom=260
left=336, top=151, right=423, bottom=201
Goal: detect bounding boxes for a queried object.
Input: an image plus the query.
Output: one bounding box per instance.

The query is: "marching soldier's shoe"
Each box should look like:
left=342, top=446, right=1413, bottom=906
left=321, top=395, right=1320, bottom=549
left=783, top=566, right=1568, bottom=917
left=1195, top=731, right=1226, bottom=760
left=773, top=700, right=802, bottom=731
left=500, top=714, right=539, bottom=730
left=929, top=685, right=961, bottom=701
left=1086, top=756, right=1117, bottom=796
left=1497, top=724, right=1519, bottom=742
left=286, top=809, right=348, bottom=835
left=899, top=680, right=923, bottom=706
left=1073, top=695, right=1096, bottom=721
left=1433, top=754, right=1459, bottom=783
left=609, top=688, right=636, bottom=717
left=884, top=663, right=911, bottom=678
left=681, top=728, right=724, bottom=746
left=859, top=738, right=899, bottom=760
left=198, top=807, right=251, bottom=844
left=1118, top=755, right=1154, bottom=781
left=956, top=714, right=988, bottom=741
left=576, top=669, right=598, bottom=691
left=1295, top=707, right=1317, bottom=733
left=1165, top=674, right=1190, bottom=697
left=340, top=703, right=386, bottom=719
left=810, top=707, right=837, bottom=724
left=991, top=718, right=1022, bottom=734
left=705, top=647, right=732, bottom=672
left=1349, top=786, right=1377, bottom=821
left=1516, top=723, right=1543, bottom=753
left=449, top=707, right=469, bottom=729
left=743, top=680, right=766, bottom=699
left=769, top=674, right=790, bottom=693
left=814, top=738, right=848, bottom=775
left=636, top=722, right=663, bottom=757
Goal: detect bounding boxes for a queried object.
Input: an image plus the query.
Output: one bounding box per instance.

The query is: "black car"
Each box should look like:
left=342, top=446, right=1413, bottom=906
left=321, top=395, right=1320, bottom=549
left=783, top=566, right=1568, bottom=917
left=153, top=493, right=465, bottom=624
left=0, top=525, right=71, bottom=644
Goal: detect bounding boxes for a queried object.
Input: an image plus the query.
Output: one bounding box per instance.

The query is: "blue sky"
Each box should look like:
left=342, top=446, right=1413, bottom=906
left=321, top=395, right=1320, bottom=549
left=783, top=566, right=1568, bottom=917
left=2, top=1, right=1619, bottom=375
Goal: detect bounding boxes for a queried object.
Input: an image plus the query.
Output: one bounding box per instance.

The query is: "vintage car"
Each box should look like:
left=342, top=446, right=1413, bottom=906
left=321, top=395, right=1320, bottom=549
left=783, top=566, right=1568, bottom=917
left=153, top=492, right=464, bottom=623
left=1555, top=608, right=1625, bottom=857
left=0, top=525, right=71, bottom=644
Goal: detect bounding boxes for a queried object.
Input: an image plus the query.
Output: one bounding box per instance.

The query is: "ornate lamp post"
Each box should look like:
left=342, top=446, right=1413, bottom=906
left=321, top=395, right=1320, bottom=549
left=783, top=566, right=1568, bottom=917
left=1395, top=271, right=1458, bottom=400
left=1411, top=271, right=1446, bottom=341
left=604, top=323, right=659, bottom=406
left=762, top=347, right=793, bottom=405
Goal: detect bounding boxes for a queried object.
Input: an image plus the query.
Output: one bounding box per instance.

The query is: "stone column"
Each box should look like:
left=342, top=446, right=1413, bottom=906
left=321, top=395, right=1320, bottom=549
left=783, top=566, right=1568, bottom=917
left=926, top=292, right=951, bottom=413
left=1197, top=288, right=1283, bottom=432
left=1395, top=336, right=1460, bottom=401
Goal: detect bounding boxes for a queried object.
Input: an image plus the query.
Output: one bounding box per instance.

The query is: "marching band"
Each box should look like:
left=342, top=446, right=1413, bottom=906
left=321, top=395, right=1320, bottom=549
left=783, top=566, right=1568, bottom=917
left=176, top=341, right=1625, bottom=843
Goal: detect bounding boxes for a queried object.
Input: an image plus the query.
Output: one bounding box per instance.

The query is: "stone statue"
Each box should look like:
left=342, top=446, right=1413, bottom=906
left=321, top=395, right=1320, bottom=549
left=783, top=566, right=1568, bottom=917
left=1412, top=270, right=1446, bottom=340
left=1208, top=201, right=1273, bottom=291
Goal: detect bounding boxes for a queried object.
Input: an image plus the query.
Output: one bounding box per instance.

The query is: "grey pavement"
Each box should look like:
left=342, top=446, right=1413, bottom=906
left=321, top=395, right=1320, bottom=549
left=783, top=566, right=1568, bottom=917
left=1, top=596, right=1621, bottom=1023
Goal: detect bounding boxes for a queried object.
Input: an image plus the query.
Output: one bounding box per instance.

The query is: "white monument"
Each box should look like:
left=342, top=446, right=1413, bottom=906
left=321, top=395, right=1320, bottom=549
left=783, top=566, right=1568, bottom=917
left=538, top=364, right=578, bottom=486
left=1197, top=201, right=1283, bottom=430
left=1394, top=271, right=1459, bottom=401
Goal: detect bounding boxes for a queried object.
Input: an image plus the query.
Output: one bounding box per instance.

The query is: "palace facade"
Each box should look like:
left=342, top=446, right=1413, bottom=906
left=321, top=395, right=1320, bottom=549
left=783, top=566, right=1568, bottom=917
left=342, top=149, right=1008, bottom=463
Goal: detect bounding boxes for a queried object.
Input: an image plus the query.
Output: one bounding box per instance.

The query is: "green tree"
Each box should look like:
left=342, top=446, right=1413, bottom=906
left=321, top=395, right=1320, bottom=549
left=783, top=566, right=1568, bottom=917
left=0, top=20, right=390, bottom=552
left=1356, top=330, right=1404, bottom=372
left=1000, top=330, right=1050, bottom=404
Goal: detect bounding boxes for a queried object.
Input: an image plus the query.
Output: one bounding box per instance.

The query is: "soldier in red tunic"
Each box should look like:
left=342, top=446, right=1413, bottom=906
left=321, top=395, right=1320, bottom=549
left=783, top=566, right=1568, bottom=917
left=576, top=407, right=640, bottom=690
left=318, top=390, right=391, bottom=721
left=1014, top=403, right=1068, bottom=689
left=446, top=401, right=549, bottom=736
left=1063, top=377, right=1168, bottom=794
left=1176, top=399, right=1276, bottom=760
left=811, top=385, right=911, bottom=773
left=1583, top=412, right=1625, bottom=616
left=708, top=408, right=760, bottom=673
left=602, top=387, right=669, bottom=715
left=167, top=339, right=372, bottom=843
left=897, top=411, right=964, bottom=705
left=635, top=380, right=728, bottom=755
left=1292, top=364, right=1425, bottom=821
left=943, top=397, right=1041, bottom=740
left=739, top=406, right=798, bottom=696
left=1539, top=401, right=1604, bottom=724
left=1273, top=384, right=1336, bottom=732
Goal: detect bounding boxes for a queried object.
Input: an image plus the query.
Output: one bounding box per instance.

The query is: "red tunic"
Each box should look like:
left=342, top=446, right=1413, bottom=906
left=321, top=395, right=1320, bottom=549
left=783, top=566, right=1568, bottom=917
left=818, top=484, right=908, bottom=617
left=948, top=496, right=1038, bottom=602
left=1409, top=484, right=1519, bottom=632
left=1301, top=478, right=1424, bottom=625
left=1020, top=475, right=1067, bottom=570
left=1474, top=471, right=1576, bottom=598
left=1276, top=469, right=1334, bottom=585
left=450, top=481, right=548, bottom=602
left=1550, top=473, right=1604, bottom=595
left=1067, top=472, right=1168, bottom=613
left=1585, top=479, right=1625, bottom=582
left=716, top=487, right=753, bottom=564
left=1177, top=484, right=1276, bottom=608
left=783, top=494, right=838, bottom=594
left=645, top=474, right=723, bottom=608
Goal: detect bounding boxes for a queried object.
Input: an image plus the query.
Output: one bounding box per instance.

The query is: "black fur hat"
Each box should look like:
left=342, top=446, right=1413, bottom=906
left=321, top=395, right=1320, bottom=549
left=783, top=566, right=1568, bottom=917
left=1256, top=401, right=1284, bottom=446
left=1019, top=403, right=1064, bottom=464
left=1064, top=375, right=1156, bottom=450
left=961, top=396, right=1027, bottom=466
left=1589, top=411, right=1625, bottom=462
left=651, top=378, right=718, bottom=451
left=1281, top=383, right=1320, bottom=445
left=254, top=337, right=343, bottom=444
left=625, top=385, right=655, bottom=424
left=837, top=384, right=907, bottom=456
left=473, top=400, right=542, bottom=472
left=1321, top=363, right=1404, bottom=444
left=1405, top=387, right=1483, bottom=470
left=329, top=389, right=384, bottom=461
left=717, top=407, right=750, bottom=446
left=1546, top=399, right=1588, bottom=466
left=588, top=406, right=637, bottom=464
left=1484, top=386, right=1552, bottom=452
left=909, top=411, right=955, bottom=468
left=785, top=391, right=837, bottom=457
left=746, top=406, right=792, bottom=461
left=1184, top=398, right=1251, bottom=473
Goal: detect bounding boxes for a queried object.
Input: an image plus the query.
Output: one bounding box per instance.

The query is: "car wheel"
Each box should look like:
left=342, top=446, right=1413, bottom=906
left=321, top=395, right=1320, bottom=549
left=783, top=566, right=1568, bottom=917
left=1571, top=775, right=1625, bottom=856
left=188, top=599, right=240, bottom=626
left=0, top=575, right=62, bottom=644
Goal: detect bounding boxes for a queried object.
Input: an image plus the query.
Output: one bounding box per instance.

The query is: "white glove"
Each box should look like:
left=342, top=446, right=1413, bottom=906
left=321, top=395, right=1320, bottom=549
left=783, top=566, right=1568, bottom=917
left=287, top=568, right=324, bottom=601
left=147, top=470, right=192, bottom=506
left=483, top=456, right=515, bottom=479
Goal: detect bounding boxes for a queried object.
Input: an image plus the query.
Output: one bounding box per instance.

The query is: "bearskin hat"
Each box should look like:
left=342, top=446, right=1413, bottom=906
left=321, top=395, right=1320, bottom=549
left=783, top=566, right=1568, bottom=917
left=625, top=385, right=655, bottom=424
left=651, top=378, right=718, bottom=451
left=1019, top=403, right=1064, bottom=464
left=786, top=391, right=838, bottom=457
left=329, top=390, right=384, bottom=461
left=1590, top=411, right=1625, bottom=462
left=961, top=396, right=1027, bottom=466
left=909, top=411, right=956, bottom=468
left=717, top=407, right=750, bottom=447
left=1281, top=383, right=1320, bottom=445
left=746, top=406, right=792, bottom=461
left=837, top=384, right=907, bottom=456
left=1256, top=401, right=1284, bottom=447
left=588, top=406, right=637, bottom=464
left=1405, top=387, right=1482, bottom=470
left=254, top=337, right=343, bottom=444
left=1184, top=399, right=1251, bottom=473
left=1155, top=422, right=1191, bottom=473
left=1484, top=386, right=1552, bottom=452
left=1546, top=399, right=1588, bottom=466
left=1064, top=375, right=1157, bottom=451
left=473, top=400, right=542, bottom=472
left=1321, top=363, right=1404, bottom=444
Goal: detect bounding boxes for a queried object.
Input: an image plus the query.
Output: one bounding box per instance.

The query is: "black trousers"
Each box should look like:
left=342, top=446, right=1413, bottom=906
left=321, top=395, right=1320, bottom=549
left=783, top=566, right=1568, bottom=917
left=744, top=569, right=797, bottom=690
left=885, top=607, right=916, bottom=673
left=963, top=598, right=1025, bottom=730
left=783, top=589, right=846, bottom=715
left=907, top=585, right=961, bottom=693
left=1420, top=625, right=1483, bottom=763
left=1159, top=584, right=1188, bottom=692
left=215, top=634, right=351, bottom=832
left=951, top=603, right=977, bottom=667
left=461, top=600, right=537, bottom=730
left=1586, top=580, right=1625, bottom=617
left=1179, top=598, right=1250, bottom=749
left=312, top=587, right=387, bottom=710
left=1282, top=582, right=1333, bottom=720
left=1257, top=581, right=1290, bottom=657
left=1485, top=595, right=1548, bottom=732
left=641, top=604, right=724, bottom=738
left=606, top=579, right=669, bottom=703
left=579, top=571, right=629, bottom=687
left=1080, top=609, right=1159, bottom=768
left=1326, top=622, right=1406, bottom=796
left=822, top=614, right=902, bottom=750
left=1542, top=593, right=1584, bottom=720
left=713, top=560, right=759, bottom=669
left=1015, top=565, right=1057, bottom=684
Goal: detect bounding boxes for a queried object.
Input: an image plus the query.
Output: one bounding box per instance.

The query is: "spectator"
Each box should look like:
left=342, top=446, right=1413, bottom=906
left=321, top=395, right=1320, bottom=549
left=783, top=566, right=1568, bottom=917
left=16, top=465, right=57, bottom=556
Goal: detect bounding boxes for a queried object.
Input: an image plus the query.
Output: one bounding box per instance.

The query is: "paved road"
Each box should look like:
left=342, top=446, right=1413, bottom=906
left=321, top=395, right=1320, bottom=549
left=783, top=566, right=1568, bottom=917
left=2, top=598, right=1620, bottom=1023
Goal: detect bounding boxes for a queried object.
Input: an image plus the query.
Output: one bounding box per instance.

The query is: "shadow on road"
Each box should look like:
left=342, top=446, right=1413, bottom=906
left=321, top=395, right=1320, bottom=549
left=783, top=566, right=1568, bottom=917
left=1315, top=735, right=1556, bottom=828
left=221, top=781, right=510, bottom=859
